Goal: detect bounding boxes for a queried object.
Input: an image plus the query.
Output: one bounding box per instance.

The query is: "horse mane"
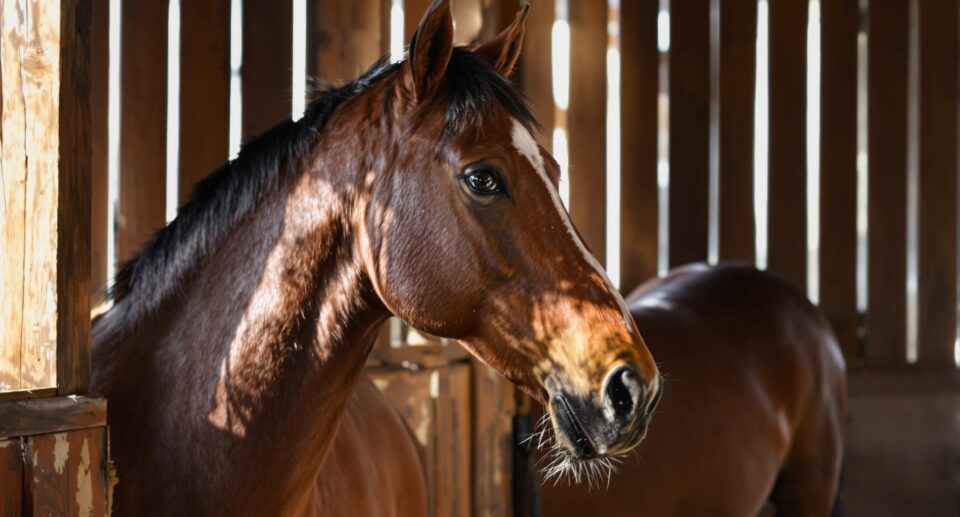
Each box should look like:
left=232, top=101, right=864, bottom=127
left=109, top=48, right=537, bottom=319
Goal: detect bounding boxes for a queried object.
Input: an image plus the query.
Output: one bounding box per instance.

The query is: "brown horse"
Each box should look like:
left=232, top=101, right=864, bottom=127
left=539, top=263, right=846, bottom=516
left=91, top=1, right=661, bottom=514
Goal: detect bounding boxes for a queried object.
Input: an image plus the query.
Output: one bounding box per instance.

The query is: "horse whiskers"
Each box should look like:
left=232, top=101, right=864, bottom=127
left=523, top=414, right=624, bottom=491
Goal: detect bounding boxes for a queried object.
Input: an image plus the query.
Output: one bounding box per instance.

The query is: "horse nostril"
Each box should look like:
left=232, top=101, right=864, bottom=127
left=602, top=365, right=643, bottom=421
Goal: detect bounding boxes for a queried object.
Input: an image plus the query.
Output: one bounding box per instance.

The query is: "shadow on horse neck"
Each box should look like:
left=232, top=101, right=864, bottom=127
left=92, top=1, right=661, bottom=514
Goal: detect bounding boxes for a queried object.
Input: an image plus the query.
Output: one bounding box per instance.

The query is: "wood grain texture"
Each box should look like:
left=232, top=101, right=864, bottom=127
left=118, top=0, right=167, bottom=263
left=90, top=0, right=108, bottom=304
left=313, top=0, right=388, bottom=85
left=472, top=358, right=515, bottom=517
left=618, top=0, right=658, bottom=292
left=0, top=439, right=23, bottom=517
left=767, top=0, right=808, bottom=290
left=518, top=0, right=553, bottom=152
left=179, top=0, right=230, bottom=203
left=866, top=0, right=909, bottom=365
left=668, top=0, right=710, bottom=268
left=24, top=427, right=109, bottom=516
left=58, top=0, right=92, bottom=396
left=434, top=364, right=471, bottom=517
left=0, top=395, right=106, bottom=438
left=567, top=0, right=607, bottom=265
left=717, top=0, right=756, bottom=264
left=819, top=0, right=859, bottom=361
left=917, top=0, right=958, bottom=365
left=241, top=0, right=292, bottom=142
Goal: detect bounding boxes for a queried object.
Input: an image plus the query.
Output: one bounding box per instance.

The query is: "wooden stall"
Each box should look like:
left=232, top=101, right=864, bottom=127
left=0, top=0, right=112, bottom=514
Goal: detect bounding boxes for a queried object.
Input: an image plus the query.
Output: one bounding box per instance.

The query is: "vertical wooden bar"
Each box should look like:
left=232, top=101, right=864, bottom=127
left=434, top=365, right=472, bottom=517
left=118, top=0, right=168, bottom=263
left=242, top=0, right=293, bottom=141
left=668, top=0, right=710, bottom=268
left=313, top=0, right=389, bottom=84
left=90, top=0, right=109, bottom=303
left=24, top=429, right=109, bottom=516
left=917, top=0, right=958, bottom=365
left=819, top=0, right=860, bottom=360
left=0, top=439, right=23, bottom=516
left=618, top=0, right=658, bottom=291
left=179, top=0, right=231, bottom=202
left=406, top=0, right=434, bottom=40
left=866, top=0, right=909, bottom=364
left=472, top=358, right=515, bottom=517
left=567, top=0, right=607, bottom=264
left=717, top=0, right=756, bottom=264
left=767, top=0, right=808, bottom=290
left=58, top=0, right=93, bottom=395
left=519, top=0, right=554, bottom=152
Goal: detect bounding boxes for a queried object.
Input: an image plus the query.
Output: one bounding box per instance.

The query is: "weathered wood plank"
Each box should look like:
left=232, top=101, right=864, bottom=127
left=767, top=0, right=808, bottom=290
left=717, top=0, right=757, bottom=264
left=313, top=0, right=389, bottom=84
left=0, top=439, right=23, bottom=517
left=90, top=0, right=109, bottom=304
left=917, top=0, right=958, bottom=365
left=0, top=395, right=106, bottom=439
left=668, top=0, right=710, bottom=267
left=567, top=0, right=607, bottom=265
left=434, top=364, right=471, bottom=517
left=179, top=0, right=230, bottom=203
left=866, top=0, right=909, bottom=365
left=58, top=0, right=93, bottom=396
left=518, top=0, right=553, bottom=152
left=472, top=358, right=514, bottom=517
left=241, top=0, right=293, bottom=141
left=618, top=0, right=658, bottom=291
left=24, top=427, right=109, bottom=517
left=118, top=0, right=167, bottom=263
left=819, top=0, right=859, bottom=360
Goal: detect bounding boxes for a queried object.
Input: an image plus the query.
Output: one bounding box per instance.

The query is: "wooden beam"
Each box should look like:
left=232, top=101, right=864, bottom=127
left=567, top=0, right=607, bottom=265
left=767, top=0, right=808, bottom=290
left=0, top=396, right=106, bottom=439
left=313, top=0, right=389, bottom=84
left=242, top=0, right=293, bottom=141
left=90, top=0, right=109, bottom=303
left=717, top=0, right=757, bottom=264
left=819, top=0, right=859, bottom=361
left=0, top=439, right=23, bottom=516
left=917, top=0, right=958, bottom=365
left=668, top=0, right=710, bottom=268
left=618, top=0, right=659, bottom=291
left=23, top=427, right=109, bottom=516
left=866, top=0, right=909, bottom=365
left=179, top=0, right=231, bottom=203
left=518, top=0, right=554, bottom=152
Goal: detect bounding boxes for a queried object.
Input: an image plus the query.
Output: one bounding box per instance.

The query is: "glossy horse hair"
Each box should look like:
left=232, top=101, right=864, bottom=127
left=110, top=49, right=537, bottom=323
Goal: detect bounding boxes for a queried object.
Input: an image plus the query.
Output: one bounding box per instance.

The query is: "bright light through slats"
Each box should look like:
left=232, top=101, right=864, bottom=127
left=292, top=0, right=307, bottom=120
left=906, top=0, right=920, bottom=363
left=806, top=0, right=821, bottom=303
left=166, top=0, right=181, bottom=223
left=754, top=0, right=770, bottom=270
left=606, top=2, right=622, bottom=288
left=390, top=0, right=405, bottom=63
left=229, top=0, right=243, bottom=159
left=554, top=128, right=570, bottom=207
left=551, top=20, right=570, bottom=111
left=108, top=0, right=122, bottom=282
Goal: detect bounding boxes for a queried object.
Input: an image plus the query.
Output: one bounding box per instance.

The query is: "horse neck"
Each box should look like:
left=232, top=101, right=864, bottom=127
left=95, top=123, right=390, bottom=511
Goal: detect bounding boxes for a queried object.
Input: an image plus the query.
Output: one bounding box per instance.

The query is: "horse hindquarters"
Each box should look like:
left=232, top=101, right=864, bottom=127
left=315, top=377, right=428, bottom=517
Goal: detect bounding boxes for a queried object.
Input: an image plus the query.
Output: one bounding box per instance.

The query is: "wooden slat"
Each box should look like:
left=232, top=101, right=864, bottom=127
left=866, top=0, right=909, bottom=364
left=767, top=0, right=808, bottom=289
left=917, top=0, right=958, bottom=365
left=58, top=0, right=93, bottom=395
left=242, top=0, right=293, bottom=141
left=118, top=0, right=167, bottom=263
left=24, top=428, right=109, bottom=516
left=471, top=359, right=514, bottom=517
left=434, top=364, right=471, bottom=517
left=567, top=0, right=607, bottom=265
left=819, top=0, right=860, bottom=360
left=668, top=0, right=710, bottom=268
left=518, top=0, right=554, bottom=152
left=0, top=439, right=23, bottom=517
left=717, top=0, right=757, bottom=263
left=0, top=395, right=107, bottom=439
left=179, top=0, right=231, bottom=203
left=313, top=0, right=389, bottom=85
left=90, top=0, right=109, bottom=303
left=405, top=0, right=434, bottom=41
left=618, top=0, right=658, bottom=291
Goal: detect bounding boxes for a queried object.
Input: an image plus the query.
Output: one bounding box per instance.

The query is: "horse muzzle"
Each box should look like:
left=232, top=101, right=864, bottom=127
left=548, top=366, right=663, bottom=459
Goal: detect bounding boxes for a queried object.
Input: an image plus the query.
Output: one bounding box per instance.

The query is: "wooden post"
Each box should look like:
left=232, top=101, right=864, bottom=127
left=618, top=0, right=659, bottom=292
left=819, top=0, right=860, bottom=361
left=866, top=0, right=909, bottom=365
left=242, top=0, right=293, bottom=141
left=717, top=0, right=757, bottom=264
left=406, top=0, right=434, bottom=40
left=90, top=0, right=109, bottom=303
left=313, top=0, right=389, bottom=84
left=917, top=0, right=958, bottom=365
left=179, top=0, right=231, bottom=202
left=668, top=0, right=710, bottom=268
left=567, top=0, right=607, bottom=265
left=767, top=0, right=808, bottom=290
left=518, top=0, right=554, bottom=152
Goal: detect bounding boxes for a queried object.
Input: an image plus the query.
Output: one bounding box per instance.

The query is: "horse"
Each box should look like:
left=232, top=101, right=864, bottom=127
left=539, top=263, right=847, bottom=516
left=91, top=1, right=662, bottom=514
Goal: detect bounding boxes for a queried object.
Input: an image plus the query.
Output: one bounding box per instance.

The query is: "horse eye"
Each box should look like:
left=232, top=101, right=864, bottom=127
left=464, top=169, right=503, bottom=195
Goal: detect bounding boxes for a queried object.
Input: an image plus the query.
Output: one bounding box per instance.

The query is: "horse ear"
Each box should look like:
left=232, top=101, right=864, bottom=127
left=473, top=5, right=529, bottom=78
left=406, top=0, right=454, bottom=101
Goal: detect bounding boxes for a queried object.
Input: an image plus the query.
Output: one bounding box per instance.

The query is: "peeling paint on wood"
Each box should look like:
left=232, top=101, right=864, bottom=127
left=25, top=427, right=108, bottom=516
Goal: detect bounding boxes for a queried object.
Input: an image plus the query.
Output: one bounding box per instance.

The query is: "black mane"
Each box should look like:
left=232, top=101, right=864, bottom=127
left=110, top=48, right=537, bottom=315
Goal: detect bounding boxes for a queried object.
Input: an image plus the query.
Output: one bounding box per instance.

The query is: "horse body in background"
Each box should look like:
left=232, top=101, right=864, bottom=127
left=541, top=264, right=846, bottom=517
left=91, top=1, right=661, bottom=515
